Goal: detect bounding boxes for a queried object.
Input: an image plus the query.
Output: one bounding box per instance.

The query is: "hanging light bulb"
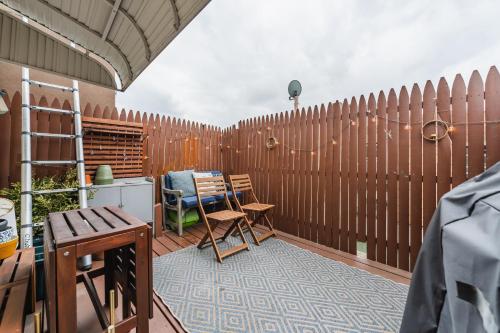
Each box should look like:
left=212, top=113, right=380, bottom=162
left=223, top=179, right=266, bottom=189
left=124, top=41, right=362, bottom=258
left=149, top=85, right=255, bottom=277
left=351, top=120, right=357, bottom=126
left=332, top=139, right=337, bottom=145
left=236, top=149, right=240, bottom=154
left=169, top=139, right=173, bottom=144
left=311, top=151, right=316, bottom=156
left=290, top=149, right=295, bottom=155
left=248, top=144, right=252, bottom=148
left=404, top=124, right=411, bottom=130
left=257, top=129, right=262, bottom=135
left=448, top=125, right=455, bottom=132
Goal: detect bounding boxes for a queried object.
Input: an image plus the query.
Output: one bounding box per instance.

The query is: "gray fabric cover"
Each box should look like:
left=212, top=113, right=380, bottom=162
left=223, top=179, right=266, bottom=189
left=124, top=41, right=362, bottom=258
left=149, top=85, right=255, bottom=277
left=401, top=163, right=500, bottom=333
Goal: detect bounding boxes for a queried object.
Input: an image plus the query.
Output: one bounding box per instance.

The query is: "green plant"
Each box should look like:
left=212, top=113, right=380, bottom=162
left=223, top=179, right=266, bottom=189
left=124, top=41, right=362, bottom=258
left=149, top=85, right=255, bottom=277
left=0, top=168, right=94, bottom=236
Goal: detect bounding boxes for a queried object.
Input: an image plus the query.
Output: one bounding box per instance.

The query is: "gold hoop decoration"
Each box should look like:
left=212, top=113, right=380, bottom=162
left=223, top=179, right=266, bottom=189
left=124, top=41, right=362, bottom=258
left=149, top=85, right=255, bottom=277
left=421, top=119, right=449, bottom=142
left=265, top=136, right=279, bottom=149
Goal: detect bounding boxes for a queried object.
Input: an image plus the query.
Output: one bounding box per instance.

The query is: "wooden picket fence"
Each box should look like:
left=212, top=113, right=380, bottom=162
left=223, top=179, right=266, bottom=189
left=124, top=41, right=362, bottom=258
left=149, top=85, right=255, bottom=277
left=0, top=91, right=223, bottom=201
left=222, top=66, right=500, bottom=271
left=1, top=66, right=499, bottom=272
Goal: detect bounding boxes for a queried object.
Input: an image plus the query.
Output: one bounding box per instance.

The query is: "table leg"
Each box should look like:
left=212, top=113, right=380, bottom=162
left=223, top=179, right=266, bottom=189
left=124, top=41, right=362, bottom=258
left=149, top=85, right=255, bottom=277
left=135, top=229, right=149, bottom=332
left=56, top=245, right=77, bottom=332
left=104, top=249, right=117, bottom=307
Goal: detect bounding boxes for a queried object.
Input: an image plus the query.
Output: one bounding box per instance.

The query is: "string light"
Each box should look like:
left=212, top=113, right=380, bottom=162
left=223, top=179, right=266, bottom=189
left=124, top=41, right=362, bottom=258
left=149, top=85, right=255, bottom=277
left=220, top=110, right=500, bottom=153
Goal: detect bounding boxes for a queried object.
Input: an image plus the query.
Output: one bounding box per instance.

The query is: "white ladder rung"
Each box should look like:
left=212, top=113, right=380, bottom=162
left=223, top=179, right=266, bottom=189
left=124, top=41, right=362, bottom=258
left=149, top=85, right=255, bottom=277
left=33, top=188, right=78, bottom=195
left=31, top=132, right=76, bottom=139
left=28, top=80, right=73, bottom=92
left=31, top=160, right=77, bottom=165
left=30, top=106, right=75, bottom=115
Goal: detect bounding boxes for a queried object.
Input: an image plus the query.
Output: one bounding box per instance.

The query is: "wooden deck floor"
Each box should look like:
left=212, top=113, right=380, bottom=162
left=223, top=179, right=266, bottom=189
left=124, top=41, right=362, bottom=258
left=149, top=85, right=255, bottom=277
left=64, top=222, right=411, bottom=332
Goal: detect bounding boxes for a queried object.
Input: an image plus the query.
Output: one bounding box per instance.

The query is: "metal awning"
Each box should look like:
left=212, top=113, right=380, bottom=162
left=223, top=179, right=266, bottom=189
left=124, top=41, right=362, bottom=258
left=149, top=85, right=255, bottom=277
left=0, top=0, right=210, bottom=91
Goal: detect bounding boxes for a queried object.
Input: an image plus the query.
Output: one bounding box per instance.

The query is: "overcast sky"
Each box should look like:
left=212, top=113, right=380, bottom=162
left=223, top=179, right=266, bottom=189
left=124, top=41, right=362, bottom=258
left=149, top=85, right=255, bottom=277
left=116, top=0, right=500, bottom=128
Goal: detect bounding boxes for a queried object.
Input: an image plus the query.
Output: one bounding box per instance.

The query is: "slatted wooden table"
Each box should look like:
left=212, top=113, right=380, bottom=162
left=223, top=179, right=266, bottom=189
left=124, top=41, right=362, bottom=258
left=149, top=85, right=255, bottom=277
left=0, top=248, right=35, bottom=333
left=45, top=206, right=152, bottom=333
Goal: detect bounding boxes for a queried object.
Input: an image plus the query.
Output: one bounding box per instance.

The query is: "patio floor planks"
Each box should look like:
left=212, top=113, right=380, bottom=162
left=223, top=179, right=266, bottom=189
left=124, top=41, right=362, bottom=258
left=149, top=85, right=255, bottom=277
left=66, top=222, right=410, bottom=332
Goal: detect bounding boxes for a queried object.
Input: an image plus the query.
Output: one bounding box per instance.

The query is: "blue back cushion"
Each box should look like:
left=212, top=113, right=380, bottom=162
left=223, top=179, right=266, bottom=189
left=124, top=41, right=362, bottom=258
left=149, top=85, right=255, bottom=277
left=167, top=170, right=195, bottom=196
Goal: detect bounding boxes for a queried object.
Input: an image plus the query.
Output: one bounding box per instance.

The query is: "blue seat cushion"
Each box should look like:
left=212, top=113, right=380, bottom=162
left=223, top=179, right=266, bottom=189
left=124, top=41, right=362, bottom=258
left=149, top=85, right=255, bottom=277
left=179, top=191, right=242, bottom=209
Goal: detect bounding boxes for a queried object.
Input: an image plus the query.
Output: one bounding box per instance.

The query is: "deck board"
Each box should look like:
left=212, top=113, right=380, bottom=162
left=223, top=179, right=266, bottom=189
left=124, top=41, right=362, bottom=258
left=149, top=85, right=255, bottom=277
left=66, top=222, right=410, bottom=332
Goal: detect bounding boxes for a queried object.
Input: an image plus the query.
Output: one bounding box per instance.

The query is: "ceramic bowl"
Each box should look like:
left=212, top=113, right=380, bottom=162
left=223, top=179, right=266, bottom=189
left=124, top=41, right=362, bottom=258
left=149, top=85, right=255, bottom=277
left=0, top=226, right=14, bottom=243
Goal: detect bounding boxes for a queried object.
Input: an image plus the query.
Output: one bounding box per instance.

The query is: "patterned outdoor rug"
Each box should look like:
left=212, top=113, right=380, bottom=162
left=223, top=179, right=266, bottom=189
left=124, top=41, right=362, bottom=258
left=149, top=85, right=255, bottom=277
left=153, top=236, right=408, bottom=333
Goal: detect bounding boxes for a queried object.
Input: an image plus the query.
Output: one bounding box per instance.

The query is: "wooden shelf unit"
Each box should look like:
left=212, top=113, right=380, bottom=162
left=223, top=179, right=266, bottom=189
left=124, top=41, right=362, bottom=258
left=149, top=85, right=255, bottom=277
left=82, top=117, right=145, bottom=179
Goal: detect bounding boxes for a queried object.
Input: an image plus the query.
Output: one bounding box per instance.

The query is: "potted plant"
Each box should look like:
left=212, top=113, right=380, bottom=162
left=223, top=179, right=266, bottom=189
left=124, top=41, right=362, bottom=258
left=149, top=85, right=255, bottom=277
left=0, top=168, right=94, bottom=300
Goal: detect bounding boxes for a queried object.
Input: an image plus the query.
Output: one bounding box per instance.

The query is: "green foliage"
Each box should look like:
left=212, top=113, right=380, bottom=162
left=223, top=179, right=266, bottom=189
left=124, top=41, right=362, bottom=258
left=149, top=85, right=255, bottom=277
left=0, top=169, right=94, bottom=236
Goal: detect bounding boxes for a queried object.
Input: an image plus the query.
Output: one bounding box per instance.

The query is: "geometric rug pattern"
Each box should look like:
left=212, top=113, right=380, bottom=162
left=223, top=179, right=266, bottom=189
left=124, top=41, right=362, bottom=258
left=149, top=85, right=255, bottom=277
left=153, top=236, right=408, bottom=333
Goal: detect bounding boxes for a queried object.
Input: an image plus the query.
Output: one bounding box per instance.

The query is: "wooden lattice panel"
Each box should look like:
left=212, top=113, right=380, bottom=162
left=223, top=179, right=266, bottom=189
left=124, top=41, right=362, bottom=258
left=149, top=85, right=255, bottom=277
left=82, top=117, right=144, bottom=179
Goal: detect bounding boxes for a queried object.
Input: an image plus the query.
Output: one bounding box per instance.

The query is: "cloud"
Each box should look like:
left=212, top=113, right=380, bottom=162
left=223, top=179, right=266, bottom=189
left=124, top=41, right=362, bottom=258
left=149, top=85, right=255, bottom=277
left=116, top=0, right=500, bottom=127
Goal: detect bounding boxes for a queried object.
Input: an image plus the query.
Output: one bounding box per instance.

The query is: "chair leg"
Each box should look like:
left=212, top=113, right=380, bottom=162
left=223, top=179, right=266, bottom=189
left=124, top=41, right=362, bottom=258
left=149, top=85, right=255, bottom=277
left=198, top=220, right=220, bottom=249
left=241, top=216, right=260, bottom=245
left=177, top=202, right=183, bottom=236
left=198, top=219, right=223, bottom=262
left=263, top=214, right=275, bottom=232
left=232, top=218, right=250, bottom=250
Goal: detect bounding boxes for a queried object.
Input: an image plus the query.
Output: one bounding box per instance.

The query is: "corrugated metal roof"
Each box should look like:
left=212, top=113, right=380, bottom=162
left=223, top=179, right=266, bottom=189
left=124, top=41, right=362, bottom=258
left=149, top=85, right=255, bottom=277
left=0, top=0, right=210, bottom=91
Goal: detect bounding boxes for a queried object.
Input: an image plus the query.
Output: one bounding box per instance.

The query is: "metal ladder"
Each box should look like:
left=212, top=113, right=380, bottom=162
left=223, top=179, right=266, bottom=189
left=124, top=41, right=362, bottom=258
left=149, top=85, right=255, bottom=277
left=20, top=67, right=88, bottom=255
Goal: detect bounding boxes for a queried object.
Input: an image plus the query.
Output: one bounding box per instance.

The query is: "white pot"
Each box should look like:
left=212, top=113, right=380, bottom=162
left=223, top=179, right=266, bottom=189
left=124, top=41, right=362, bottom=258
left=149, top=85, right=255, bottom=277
left=0, top=198, right=17, bottom=237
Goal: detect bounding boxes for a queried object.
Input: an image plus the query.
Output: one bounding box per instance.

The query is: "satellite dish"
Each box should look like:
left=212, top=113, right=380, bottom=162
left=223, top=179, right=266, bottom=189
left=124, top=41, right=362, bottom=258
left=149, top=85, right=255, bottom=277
left=288, top=80, right=302, bottom=100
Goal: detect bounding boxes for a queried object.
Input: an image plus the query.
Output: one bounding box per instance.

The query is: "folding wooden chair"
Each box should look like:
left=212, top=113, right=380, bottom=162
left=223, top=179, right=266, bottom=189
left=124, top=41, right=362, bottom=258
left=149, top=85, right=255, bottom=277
left=229, top=174, right=276, bottom=245
left=194, top=175, right=250, bottom=262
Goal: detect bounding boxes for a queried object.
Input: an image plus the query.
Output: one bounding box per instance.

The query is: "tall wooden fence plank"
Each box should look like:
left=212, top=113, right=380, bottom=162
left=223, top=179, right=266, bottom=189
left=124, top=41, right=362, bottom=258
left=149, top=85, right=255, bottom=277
left=331, top=102, right=341, bottom=250
left=467, top=71, right=485, bottom=178
left=357, top=96, right=367, bottom=243
left=410, top=84, right=423, bottom=270
left=422, top=81, right=436, bottom=234
left=485, top=66, right=500, bottom=168
left=348, top=98, right=358, bottom=255
left=340, top=100, right=350, bottom=252
left=366, top=94, right=377, bottom=260
left=436, top=78, right=452, bottom=200
left=386, top=89, right=398, bottom=267
left=376, top=92, right=387, bottom=264
left=451, top=75, right=467, bottom=187
left=398, top=87, right=410, bottom=271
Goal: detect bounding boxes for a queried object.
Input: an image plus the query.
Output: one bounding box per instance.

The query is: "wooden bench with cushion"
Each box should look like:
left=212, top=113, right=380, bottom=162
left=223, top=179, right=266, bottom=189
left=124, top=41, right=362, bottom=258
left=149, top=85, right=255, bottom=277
left=161, top=170, right=242, bottom=236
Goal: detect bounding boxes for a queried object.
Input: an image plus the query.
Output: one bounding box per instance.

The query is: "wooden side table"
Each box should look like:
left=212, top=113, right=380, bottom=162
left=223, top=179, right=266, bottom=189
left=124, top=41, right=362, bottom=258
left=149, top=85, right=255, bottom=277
left=0, top=248, right=35, bottom=333
left=45, top=206, right=152, bottom=333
